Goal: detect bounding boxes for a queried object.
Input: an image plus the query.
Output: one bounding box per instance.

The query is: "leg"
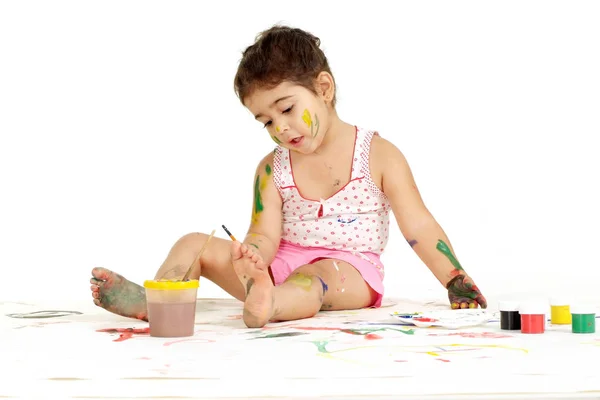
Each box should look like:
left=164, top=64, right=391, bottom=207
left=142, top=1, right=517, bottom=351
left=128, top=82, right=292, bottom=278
left=233, top=250, right=377, bottom=328
left=90, top=232, right=245, bottom=320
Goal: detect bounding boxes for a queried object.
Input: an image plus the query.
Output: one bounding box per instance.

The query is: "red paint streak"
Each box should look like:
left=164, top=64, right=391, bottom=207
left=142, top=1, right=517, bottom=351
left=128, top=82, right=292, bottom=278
left=97, top=327, right=150, bottom=342
left=292, top=327, right=362, bottom=335
left=436, top=358, right=450, bottom=362
left=413, top=317, right=438, bottom=323
left=227, top=314, right=243, bottom=320
left=365, top=333, right=383, bottom=340
left=394, top=360, right=408, bottom=362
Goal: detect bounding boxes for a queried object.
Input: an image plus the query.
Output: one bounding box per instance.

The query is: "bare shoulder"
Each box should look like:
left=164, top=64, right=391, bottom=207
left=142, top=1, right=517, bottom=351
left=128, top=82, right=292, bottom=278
left=369, top=134, right=410, bottom=188
left=253, top=150, right=277, bottom=179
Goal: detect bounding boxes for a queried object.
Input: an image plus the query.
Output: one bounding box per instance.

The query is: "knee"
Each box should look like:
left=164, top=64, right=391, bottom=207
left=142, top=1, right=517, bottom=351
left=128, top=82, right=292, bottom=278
left=176, top=232, right=209, bottom=247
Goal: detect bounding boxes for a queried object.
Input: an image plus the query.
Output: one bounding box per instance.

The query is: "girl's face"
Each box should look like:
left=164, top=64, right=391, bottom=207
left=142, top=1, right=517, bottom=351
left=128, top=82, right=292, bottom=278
left=244, top=81, right=330, bottom=154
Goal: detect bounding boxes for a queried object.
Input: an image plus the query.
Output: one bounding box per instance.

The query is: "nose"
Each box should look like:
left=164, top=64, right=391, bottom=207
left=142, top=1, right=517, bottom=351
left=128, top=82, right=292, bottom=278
left=275, top=123, right=289, bottom=134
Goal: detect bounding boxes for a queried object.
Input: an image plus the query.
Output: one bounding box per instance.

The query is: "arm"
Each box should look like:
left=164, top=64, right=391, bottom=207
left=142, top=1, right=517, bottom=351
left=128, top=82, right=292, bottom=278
left=373, top=137, right=487, bottom=309
left=240, top=152, right=282, bottom=266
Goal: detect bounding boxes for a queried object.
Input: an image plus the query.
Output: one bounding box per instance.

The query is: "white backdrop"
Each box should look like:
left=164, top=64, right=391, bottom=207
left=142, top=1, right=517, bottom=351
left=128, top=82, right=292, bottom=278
left=1, top=1, right=599, bottom=309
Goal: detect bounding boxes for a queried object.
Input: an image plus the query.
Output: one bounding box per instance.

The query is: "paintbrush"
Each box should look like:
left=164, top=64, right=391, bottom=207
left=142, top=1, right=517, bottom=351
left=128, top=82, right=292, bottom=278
left=181, top=229, right=216, bottom=281
left=221, top=224, right=237, bottom=241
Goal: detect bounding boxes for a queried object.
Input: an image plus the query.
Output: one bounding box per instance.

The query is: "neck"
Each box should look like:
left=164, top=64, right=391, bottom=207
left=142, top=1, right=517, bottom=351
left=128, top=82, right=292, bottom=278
left=314, top=111, right=352, bottom=155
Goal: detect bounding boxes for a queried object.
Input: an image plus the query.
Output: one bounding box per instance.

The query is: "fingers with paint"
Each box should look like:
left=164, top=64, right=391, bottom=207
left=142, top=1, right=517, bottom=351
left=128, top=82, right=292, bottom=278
left=436, top=239, right=487, bottom=309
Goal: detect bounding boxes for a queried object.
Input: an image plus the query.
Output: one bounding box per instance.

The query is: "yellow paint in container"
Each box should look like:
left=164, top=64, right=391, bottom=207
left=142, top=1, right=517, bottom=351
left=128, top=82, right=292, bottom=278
left=550, top=297, right=572, bottom=325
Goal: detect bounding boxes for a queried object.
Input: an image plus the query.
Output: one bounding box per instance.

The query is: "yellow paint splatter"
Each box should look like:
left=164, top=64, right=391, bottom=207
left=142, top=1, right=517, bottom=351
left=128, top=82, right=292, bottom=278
left=276, top=126, right=281, bottom=133
left=302, top=109, right=312, bottom=128
left=287, top=273, right=313, bottom=291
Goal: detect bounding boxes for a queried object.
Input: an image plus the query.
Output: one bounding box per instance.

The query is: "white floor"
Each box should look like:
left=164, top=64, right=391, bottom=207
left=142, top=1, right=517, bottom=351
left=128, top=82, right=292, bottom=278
left=2, top=295, right=600, bottom=399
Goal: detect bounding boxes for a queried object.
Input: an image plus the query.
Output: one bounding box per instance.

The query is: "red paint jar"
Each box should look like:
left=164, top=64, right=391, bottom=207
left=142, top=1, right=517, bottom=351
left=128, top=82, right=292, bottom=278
left=519, top=303, right=547, bottom=334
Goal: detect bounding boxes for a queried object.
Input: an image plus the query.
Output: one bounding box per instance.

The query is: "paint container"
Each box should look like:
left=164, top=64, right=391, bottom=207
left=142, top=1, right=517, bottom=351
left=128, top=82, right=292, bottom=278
left=550, top=297, right=571, bottom=325
left=571, top=305, right=596, bottom=334
left=519, top=303, right=546, bottom=334
left=143, top=279, right=199, bottom=337
left=498, top=301, right=521, bottom=330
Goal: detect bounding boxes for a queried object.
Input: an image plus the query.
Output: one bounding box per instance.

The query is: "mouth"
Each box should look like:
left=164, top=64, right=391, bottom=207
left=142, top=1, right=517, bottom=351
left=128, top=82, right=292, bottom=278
left=288, top=137, right=304, bottom=147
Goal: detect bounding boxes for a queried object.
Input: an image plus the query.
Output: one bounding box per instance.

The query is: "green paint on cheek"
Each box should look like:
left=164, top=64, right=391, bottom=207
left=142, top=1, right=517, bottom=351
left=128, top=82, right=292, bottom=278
left=249, top=243, right=259, bottom=249
left=271, top=135, right=282, bottom=145
left=265, top=164, right=272, bottom=175
left=436, top=239, right=464, bottom=271
left=312, top=113, right=320, bottom=138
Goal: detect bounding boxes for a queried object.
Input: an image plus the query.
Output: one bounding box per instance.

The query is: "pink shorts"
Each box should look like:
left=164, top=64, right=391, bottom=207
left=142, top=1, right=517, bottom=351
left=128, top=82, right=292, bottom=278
left=269, top=240, right=385, bottom=308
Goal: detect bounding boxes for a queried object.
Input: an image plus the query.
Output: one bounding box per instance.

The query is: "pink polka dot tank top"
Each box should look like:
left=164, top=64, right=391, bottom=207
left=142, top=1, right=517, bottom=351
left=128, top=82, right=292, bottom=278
left=273, top=126, right=392, bottom=254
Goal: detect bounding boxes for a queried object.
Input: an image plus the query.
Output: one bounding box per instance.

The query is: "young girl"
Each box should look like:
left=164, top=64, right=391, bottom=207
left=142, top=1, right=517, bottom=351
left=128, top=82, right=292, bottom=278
left=90, top=25, right=487, bottom=328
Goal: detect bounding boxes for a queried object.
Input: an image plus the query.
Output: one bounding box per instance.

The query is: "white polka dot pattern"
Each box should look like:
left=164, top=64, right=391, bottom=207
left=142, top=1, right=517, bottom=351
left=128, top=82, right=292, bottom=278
left=273, top=126, right=392, bottom=254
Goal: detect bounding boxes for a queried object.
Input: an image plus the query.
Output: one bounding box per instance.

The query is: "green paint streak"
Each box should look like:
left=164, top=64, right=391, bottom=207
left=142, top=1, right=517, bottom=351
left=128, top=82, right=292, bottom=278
left=265, top=164, right=272, bottom=175
left=312, top=113, right=320, bottom=138
left=436, top=239, right=464, bottom=271
left=271, top=135, right=282, bottom=145
left=249, top=243, right=259, bottom=249
left=251, top=332, right=307, bottom=339
left=312, top=340, right=329, bottom=353
left=253, top=175, right=264, bottom=221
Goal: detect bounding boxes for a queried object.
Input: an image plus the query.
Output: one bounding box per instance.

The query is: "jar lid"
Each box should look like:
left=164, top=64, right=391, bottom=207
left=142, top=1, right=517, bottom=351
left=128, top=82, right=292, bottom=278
left=550, top=297, right=570, bottom=306
left=570, top=304, right=596, bottom=315
left=498, top=301, right=519, bottom=311
left=519, top=302, right=547, bottom=315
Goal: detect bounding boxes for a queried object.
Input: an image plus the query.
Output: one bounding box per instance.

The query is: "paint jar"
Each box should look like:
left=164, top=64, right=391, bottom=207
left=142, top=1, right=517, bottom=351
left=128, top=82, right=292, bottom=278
left=519, top=303, right=546, bottom=334
left=144, top=279, right=199, bottom=337
left=571, top=305, right=596, bottom=334
left=498, top=301, right=521, bottom=330
left=550, top=297, right=571, bottom=325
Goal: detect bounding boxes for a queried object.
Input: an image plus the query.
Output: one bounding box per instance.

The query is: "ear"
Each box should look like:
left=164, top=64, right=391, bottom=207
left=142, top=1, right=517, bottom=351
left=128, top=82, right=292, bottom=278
left=315, top=71, right=335, bottom=104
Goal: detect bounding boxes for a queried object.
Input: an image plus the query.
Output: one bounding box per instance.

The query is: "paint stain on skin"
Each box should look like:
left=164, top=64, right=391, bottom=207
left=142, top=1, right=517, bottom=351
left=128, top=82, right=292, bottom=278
left=271, top=135, right=282, bottom=145
left=276, top=126, right=281, bottom=133
left=301, top=108, right=320, bottom=138
left=435, top=239, right=464, bottom=275
left=252, top=173, right=267, bottom=224
left=97, top=327, right=150, bottom=342
left=265, top=164, right=272, bottom=175
left=407, top=239, right=418, bottom=247
left=249, top=243, right=259, bottom=249
left=318, top=277, right=328, bottom=295
left=287, top=273, right=314, bottom=291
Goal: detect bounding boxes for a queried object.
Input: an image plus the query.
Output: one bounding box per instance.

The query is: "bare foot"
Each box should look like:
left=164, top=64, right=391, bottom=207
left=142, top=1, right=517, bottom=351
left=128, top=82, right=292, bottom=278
left=230, top=241, right=274, bottom=328
left=90, top=267, right=148, bottom=321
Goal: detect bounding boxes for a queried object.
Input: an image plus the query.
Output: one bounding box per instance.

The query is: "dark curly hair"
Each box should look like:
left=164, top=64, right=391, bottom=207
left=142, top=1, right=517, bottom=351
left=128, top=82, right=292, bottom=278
left=234, top=25, right=337, bottom=107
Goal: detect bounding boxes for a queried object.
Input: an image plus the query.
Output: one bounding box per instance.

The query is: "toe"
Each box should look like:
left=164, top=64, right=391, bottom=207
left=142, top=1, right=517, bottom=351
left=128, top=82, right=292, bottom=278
left=90, top=285, right=99, bottom=292
left=91, top=267, right=112, bottom=280
left=90, top=277, right=103, bottom=285
left=93, top=298, right=102, bottom=306
left=92, top=291, right=100, bottom=299
left=230, top=241, right=243, bottom=261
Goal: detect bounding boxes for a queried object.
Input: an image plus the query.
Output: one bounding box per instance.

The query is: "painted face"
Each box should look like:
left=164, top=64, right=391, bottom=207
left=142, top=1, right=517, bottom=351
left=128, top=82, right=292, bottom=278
left=245, top=81, right=325, bottom=154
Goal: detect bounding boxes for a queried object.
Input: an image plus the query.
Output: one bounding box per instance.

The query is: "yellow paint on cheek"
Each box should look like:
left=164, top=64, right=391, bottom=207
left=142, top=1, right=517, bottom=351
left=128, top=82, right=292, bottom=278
left=276, top=126, right=281, bottom=133
left=302, top=109, right=313, bottom=128
left=287, top=273, right=313, bottom=291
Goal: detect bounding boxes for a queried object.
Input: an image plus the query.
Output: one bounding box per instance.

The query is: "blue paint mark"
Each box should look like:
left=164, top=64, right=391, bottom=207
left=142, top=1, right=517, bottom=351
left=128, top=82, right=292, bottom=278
left=318, top=277, right=328, bottom=295
left=337, top=217, right=358, bottom=224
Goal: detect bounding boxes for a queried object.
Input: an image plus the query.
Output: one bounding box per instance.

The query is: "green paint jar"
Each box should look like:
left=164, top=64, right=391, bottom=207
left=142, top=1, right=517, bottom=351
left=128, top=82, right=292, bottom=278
left=570, top=305, right=596, bottom=334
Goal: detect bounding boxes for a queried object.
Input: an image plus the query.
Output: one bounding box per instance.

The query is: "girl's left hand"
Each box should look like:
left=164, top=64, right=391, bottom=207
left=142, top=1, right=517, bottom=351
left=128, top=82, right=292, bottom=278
left=446, top=274, right=487, bottom=309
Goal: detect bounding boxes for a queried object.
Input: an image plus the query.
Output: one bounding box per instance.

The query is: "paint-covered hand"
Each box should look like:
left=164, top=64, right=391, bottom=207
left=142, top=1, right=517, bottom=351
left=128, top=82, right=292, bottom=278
left=446, top=274, right=487, bottom=309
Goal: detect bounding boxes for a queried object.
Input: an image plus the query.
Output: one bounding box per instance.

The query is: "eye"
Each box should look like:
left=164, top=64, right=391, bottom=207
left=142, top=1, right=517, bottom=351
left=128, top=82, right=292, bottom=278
left=263, top=121, right=272, bottom=129
left=283, top=106, right=293, bottom=114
